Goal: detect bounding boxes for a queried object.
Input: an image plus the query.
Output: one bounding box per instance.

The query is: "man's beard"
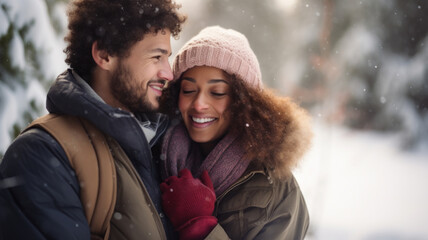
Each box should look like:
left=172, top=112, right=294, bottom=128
left=110, top=62, right=158, bottom=113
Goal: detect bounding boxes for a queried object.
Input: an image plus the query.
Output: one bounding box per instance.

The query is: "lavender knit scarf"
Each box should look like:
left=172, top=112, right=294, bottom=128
left=160, top=122, right=250, bottom=196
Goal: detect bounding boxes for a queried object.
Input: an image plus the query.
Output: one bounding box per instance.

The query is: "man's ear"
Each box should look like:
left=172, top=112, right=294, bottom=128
left=92, top=41, right=116, bottom=70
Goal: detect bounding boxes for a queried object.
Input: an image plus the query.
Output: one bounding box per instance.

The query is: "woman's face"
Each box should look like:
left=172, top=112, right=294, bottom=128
left=178, top=66, right=232, bottom=144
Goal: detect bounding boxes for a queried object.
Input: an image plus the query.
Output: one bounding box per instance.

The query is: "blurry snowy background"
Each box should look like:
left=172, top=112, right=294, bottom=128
left=1, top=0, right=427, bottom=239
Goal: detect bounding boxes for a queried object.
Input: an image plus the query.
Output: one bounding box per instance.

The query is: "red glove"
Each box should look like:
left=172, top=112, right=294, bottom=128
left=160, top=169, right=217, bottom=240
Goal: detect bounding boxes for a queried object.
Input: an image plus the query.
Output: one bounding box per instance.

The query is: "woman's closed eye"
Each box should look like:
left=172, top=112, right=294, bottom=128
left=212, top=92, right=227, bottom=97
left=182, top=89, right=195, bottom=94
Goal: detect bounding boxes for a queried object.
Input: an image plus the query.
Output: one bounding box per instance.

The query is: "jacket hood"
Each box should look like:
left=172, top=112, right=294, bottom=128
left=251, top=96, right=313, bottom=180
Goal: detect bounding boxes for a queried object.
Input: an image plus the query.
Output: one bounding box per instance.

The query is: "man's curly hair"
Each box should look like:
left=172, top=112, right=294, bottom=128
left=64, top=0, right=186, bottom=82
left=160, top=72, right=312, bottom=179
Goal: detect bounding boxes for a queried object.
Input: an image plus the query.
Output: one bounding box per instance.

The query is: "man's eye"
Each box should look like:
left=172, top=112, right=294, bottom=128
left=153, top=56, right=161, bottom=60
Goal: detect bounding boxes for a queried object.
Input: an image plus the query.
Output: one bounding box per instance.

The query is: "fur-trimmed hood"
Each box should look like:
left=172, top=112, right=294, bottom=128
left=245, top=92, right=313, bottom=180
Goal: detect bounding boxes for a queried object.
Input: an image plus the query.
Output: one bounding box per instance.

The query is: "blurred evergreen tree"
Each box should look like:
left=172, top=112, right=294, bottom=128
left=289, top=0, right=428, bottom=149
left=0, top=0, right=67, bottom=157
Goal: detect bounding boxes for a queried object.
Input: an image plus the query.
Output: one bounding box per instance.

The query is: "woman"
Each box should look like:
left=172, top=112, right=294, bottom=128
left=159, top=26, right=313, bottom=240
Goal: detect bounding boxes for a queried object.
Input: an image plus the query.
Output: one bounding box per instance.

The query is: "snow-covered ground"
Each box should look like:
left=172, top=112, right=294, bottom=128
left=294, top=120, right=428, bottom=240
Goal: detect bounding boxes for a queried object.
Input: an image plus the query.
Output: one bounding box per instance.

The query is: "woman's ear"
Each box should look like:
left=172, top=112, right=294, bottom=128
left=92, top=41, right=116, bottom=70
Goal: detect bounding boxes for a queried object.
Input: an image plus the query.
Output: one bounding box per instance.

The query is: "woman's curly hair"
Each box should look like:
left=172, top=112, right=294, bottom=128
left=64, top=0, right=186, bottom=82
left=160, top=72, right=313, bottom=179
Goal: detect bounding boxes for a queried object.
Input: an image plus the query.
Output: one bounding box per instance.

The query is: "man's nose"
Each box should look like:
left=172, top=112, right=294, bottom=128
left=158, top=61, right=173, bottom=81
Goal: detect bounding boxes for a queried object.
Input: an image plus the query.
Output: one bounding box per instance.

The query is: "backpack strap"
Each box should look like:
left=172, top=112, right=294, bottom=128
left=24, top=114, right=117, bottom=240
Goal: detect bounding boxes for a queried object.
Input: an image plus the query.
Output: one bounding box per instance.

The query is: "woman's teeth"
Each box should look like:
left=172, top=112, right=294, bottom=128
left=192, top=117, right=215, bottom=123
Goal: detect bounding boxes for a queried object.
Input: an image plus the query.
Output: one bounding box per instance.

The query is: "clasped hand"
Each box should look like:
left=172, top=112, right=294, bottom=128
left=160, top=169, right=218, bottom=240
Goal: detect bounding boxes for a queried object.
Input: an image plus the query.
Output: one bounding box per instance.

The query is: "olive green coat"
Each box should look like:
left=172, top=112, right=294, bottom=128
left=205, top=169, right=308, bottom=240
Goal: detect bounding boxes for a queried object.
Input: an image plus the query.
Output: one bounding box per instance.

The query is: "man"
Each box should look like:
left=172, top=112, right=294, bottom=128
left=0, top=0, right=185, bottom=239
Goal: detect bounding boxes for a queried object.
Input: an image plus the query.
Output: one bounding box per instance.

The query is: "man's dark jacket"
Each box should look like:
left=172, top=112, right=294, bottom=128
left=0, top=69, right=173, bottom=239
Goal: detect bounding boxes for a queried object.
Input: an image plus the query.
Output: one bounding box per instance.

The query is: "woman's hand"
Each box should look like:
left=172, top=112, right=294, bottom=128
left=160, top=169, right=217, bottom=240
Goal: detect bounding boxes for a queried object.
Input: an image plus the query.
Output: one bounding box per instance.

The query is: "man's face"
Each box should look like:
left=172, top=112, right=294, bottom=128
left=110, top=30, right=173, bottom=113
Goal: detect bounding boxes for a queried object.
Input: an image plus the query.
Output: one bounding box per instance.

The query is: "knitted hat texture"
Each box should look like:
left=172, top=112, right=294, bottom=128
left=173, top=26, right=262, bottom=89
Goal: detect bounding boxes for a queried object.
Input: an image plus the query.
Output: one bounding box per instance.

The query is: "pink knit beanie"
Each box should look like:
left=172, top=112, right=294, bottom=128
left=173, top=26, right=263, bottom=89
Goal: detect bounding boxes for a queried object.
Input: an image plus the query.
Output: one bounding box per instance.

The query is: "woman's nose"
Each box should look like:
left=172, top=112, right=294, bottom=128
left=192, top=93, right=209, bottom=111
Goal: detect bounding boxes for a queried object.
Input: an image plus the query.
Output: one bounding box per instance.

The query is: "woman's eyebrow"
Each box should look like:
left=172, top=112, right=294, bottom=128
left=182, top=77, right=229, bottom=84
left=208, top=79, right=229, bottom=84
left=182, top=77, right=195, bottom=82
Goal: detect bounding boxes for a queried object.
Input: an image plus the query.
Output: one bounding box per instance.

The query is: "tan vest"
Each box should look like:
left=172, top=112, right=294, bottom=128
left=26, top=114, right=166, bottom=240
